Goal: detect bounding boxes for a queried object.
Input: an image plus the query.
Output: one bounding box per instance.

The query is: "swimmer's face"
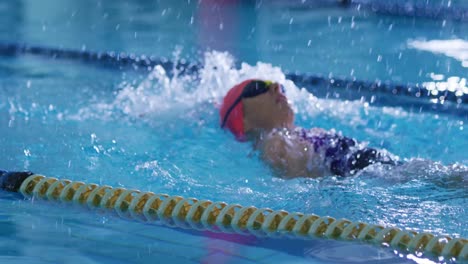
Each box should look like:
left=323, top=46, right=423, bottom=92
left=243, top=82, right=294, bottom=132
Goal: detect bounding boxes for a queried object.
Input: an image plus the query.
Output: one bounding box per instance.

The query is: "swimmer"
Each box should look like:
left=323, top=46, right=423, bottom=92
left=220, top=79, right=399, bottom=178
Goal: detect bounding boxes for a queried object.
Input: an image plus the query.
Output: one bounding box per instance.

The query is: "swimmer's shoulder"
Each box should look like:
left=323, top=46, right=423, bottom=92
left=260, top=127, right=330, bottom=178
left=261, top=127, right=314, bottom=153
left=263, top=127, right=328, bottom=142
left=260, top=128, right=289, bottom=150
left=259, top=129, right=312, bottom=178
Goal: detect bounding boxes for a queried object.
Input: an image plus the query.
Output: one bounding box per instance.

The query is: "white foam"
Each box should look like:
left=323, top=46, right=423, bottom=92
left=102, top=50, right=382, bottom=123
left=67, top=49, right=419, bottom=141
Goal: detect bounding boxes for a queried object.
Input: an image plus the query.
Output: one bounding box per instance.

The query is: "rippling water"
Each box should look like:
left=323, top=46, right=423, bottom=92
left=2, top=51, right=465, bottom=243
left=0, top=1, right=467, bottom=263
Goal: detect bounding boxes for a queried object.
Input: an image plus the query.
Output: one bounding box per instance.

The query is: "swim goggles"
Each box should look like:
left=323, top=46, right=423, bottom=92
left=221, top=80, right=284, bottom=128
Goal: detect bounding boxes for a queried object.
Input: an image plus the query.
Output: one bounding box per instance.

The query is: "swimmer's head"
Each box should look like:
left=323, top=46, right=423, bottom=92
left=220, top=79, right=294, bottom=140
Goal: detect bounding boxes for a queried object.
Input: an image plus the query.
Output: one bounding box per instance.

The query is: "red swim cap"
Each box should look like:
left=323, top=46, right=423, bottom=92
left=219, top=79, right=254, bottom=141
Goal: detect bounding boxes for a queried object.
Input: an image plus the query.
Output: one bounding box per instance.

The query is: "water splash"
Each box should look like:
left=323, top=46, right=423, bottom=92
left=82, top=50, right=372, bottom=125
left=69, top=50, right=467, bottom=169
left=359, top=158, right=468, bottom=189
left=112, top=50, right=297, bottom=117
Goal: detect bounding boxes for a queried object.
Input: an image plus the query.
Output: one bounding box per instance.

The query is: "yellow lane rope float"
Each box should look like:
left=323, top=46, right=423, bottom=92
left=15, top=175, right=468, bottom=260
left=12, top=174, right=468, bottom=261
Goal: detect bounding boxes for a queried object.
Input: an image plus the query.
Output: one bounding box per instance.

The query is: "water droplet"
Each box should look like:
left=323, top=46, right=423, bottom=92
left=91, top=133, right=97, bottom=144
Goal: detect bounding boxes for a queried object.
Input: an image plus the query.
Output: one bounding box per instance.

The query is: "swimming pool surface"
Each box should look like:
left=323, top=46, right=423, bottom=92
left=0, top=0, right=467, bottom=263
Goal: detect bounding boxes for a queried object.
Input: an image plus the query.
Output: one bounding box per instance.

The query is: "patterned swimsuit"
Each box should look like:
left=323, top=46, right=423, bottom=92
left=286, top=128, right=398, bottom=176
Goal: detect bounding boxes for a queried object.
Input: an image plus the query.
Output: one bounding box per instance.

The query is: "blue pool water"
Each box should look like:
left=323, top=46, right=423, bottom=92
left=0, top=1, right=467, bottom=263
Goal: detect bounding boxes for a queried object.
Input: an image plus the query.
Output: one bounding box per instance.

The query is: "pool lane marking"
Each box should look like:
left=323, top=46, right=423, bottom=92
left=0, top=42, right=466, bottom=105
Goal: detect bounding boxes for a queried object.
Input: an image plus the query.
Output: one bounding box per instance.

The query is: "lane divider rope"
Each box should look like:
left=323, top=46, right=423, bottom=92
left=0, top=42, right=466, bottom=105
left=0, top=42, right=199, bottom=75
left=18, top=174, right=468, bottom=261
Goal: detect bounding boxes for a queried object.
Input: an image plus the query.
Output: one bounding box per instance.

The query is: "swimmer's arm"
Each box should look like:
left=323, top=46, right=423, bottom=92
left=260, top=133, right=317, bottom=179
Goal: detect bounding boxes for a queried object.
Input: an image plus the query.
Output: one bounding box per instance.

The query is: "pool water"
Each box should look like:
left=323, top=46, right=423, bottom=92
left=0, top=0, right=467, bottom=263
